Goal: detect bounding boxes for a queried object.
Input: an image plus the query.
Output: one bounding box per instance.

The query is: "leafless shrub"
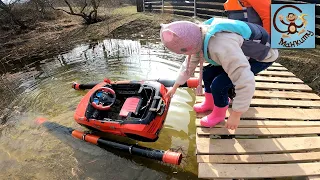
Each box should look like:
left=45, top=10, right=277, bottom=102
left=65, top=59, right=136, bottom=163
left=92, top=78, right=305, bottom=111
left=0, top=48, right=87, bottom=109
left=50, top=0, right=101, bottom=24
left=0, top=0, right=27, bottom=30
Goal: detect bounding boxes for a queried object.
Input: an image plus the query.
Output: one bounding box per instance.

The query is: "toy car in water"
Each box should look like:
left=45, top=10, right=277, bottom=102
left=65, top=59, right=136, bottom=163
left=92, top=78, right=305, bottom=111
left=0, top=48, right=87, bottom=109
left=72, top=78, right=199, bottom=142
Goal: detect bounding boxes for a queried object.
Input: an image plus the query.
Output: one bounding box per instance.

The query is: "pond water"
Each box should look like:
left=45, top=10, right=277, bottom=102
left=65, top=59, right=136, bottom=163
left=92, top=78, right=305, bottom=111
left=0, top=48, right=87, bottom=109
left=0, top=38, right=199, bottom=180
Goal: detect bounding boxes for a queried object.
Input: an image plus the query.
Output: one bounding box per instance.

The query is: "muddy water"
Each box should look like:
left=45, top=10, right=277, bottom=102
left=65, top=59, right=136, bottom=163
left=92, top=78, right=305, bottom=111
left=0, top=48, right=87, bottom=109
left=0, top=39, right=199, bottom=180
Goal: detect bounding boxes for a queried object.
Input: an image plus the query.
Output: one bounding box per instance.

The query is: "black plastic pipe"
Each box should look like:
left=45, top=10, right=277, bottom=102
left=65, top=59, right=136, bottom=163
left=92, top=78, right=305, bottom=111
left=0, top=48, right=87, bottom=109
left=72, top=78, right=199, bottom=90
left=35, top=118, right=182, bottom=166
left=72, top=130, right=182, bottom=165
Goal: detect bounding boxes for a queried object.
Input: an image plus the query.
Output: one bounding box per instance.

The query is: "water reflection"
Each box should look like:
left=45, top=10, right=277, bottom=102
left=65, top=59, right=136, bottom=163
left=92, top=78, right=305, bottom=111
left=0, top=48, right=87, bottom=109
left=0, top=39, right=198, bottom=179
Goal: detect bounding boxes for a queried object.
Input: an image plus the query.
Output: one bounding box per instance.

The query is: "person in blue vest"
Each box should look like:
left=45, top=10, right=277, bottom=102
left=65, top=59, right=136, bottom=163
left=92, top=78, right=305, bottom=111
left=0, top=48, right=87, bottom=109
left=161, top=17, right=278, bottom=130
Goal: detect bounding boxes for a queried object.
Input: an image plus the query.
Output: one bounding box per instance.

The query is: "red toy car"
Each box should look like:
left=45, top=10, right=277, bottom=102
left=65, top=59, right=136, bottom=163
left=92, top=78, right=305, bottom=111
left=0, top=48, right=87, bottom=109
left=73, top=78, right=198, bottom=142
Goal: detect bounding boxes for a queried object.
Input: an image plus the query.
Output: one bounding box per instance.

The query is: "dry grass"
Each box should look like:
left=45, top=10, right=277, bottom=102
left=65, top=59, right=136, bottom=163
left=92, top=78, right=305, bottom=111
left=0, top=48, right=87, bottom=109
left=109, top=11, right=197, bottom=39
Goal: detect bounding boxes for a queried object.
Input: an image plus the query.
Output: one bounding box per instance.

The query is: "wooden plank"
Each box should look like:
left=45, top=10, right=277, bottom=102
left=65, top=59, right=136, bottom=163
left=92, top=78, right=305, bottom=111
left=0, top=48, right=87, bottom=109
left=194, top=71, right=296, bottom=78
left=197, top=127, right=320, bottom=136
left=249, top=99, right=320, bottom=107
left=197, top=108, right=320, bottom=120
left=267, top=66, right=288, bottom=71
left=195, top=66, right=288, bottom=73
left=307, top=176, right=320, bottom=180
left=196, top=97, right=320, bottom=107
left=272, top=62, right=283, bottom=67
left=200, top=62, right=283, bottom=67
left=242, top=108, right=320, bottom=120
left=198, top=162, right=320, bottom=179
left=197, top=152, right=320, bottom=163
left=254, top=76, right=303, bottom=83
left=191, top=80, right=311, bottom=90
left=193, top=71, right=302, bottom=83
left=195, top=119, right=320, bottom=128
left=255, top=82, right=312, bottom=91
left=196, top=136, right=320, bottom=154
left=253, top=90, right=320, bottom=100
left=257, top=71, right=296, bottom=77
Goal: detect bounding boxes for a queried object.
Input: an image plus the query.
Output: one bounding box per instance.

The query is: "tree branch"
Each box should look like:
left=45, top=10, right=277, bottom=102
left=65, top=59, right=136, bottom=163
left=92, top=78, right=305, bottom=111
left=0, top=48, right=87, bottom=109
left=63, top=0, right=74, bottom=14
left=50, top=0, right=99, bottom=24
left=80, top=0, right=87, bottom=13
left=51, top=7, right=71, bottom=15
left=91, top=0, right=97, bottom=10
left=96, top=0, right=101, bottom=8
left=89, top=9, right=95, bottom=17
left=51, top=6, right=84, bottom=18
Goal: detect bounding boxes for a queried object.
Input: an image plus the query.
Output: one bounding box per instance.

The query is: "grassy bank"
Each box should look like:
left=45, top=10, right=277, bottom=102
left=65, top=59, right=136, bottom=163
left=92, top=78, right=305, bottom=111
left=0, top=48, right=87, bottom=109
left=0, top=6, right=143, bottom=72
left=0, top=6, right=193, bottom=73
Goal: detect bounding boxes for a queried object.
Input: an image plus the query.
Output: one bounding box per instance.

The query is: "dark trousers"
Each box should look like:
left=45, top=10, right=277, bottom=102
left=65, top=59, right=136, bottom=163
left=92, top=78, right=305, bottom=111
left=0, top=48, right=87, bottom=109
left=203, top=58, right=273, bottom=107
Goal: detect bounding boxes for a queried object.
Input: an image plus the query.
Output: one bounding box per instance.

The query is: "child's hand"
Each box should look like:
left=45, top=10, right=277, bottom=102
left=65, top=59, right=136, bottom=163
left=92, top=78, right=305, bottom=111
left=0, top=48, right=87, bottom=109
left=225, top=111, right=242, bottom=130
left=165, top=82, right=181, bottom=98
left=165, top=87, right=177, bottom=98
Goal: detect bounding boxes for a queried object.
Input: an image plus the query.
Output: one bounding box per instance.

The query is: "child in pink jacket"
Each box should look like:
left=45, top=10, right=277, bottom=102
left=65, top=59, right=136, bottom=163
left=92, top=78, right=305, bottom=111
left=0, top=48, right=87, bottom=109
left=161, top=18, right=278, bottom=130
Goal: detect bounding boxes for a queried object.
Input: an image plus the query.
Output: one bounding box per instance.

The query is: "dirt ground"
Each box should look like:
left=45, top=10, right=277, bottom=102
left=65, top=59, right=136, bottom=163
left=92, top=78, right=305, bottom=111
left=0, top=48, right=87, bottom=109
left=277, top=48, right=320, bottom=95
left=1, top=5, right=319, bottom=95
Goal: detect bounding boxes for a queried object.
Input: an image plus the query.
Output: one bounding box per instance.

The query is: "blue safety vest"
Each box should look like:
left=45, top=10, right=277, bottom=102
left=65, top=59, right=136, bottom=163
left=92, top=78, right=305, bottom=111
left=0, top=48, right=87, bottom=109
left=202, top=17, right=270, bottom=66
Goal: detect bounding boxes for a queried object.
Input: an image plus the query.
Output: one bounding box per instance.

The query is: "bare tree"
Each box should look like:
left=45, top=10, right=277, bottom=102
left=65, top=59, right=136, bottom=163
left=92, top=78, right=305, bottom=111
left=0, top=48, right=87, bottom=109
left=51, top=0, right=101, bottom=24
left=0, top=0, right=27, bottom=29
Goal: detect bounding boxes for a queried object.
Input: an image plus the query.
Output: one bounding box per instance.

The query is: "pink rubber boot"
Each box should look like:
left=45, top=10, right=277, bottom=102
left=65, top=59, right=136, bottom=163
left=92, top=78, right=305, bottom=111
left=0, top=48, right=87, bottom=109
left=193, top=93, right=214, bottom=113
left=200, top=105, right=229, bottom=127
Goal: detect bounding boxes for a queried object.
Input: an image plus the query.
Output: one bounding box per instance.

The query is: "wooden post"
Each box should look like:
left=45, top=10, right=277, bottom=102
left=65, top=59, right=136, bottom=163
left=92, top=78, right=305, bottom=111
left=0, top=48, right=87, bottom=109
left=136, top=0, right=143, bottom=12
left=162, top=0, right=164, bottom=13
left=142, top=0, right=145, bottom=12
left=194, top=0, right=197, bottom=17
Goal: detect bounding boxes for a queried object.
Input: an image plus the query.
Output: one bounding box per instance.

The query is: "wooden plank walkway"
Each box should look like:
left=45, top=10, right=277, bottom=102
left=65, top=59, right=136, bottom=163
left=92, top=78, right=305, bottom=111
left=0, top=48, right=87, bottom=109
left=194, top=62, right=320, bottom=179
